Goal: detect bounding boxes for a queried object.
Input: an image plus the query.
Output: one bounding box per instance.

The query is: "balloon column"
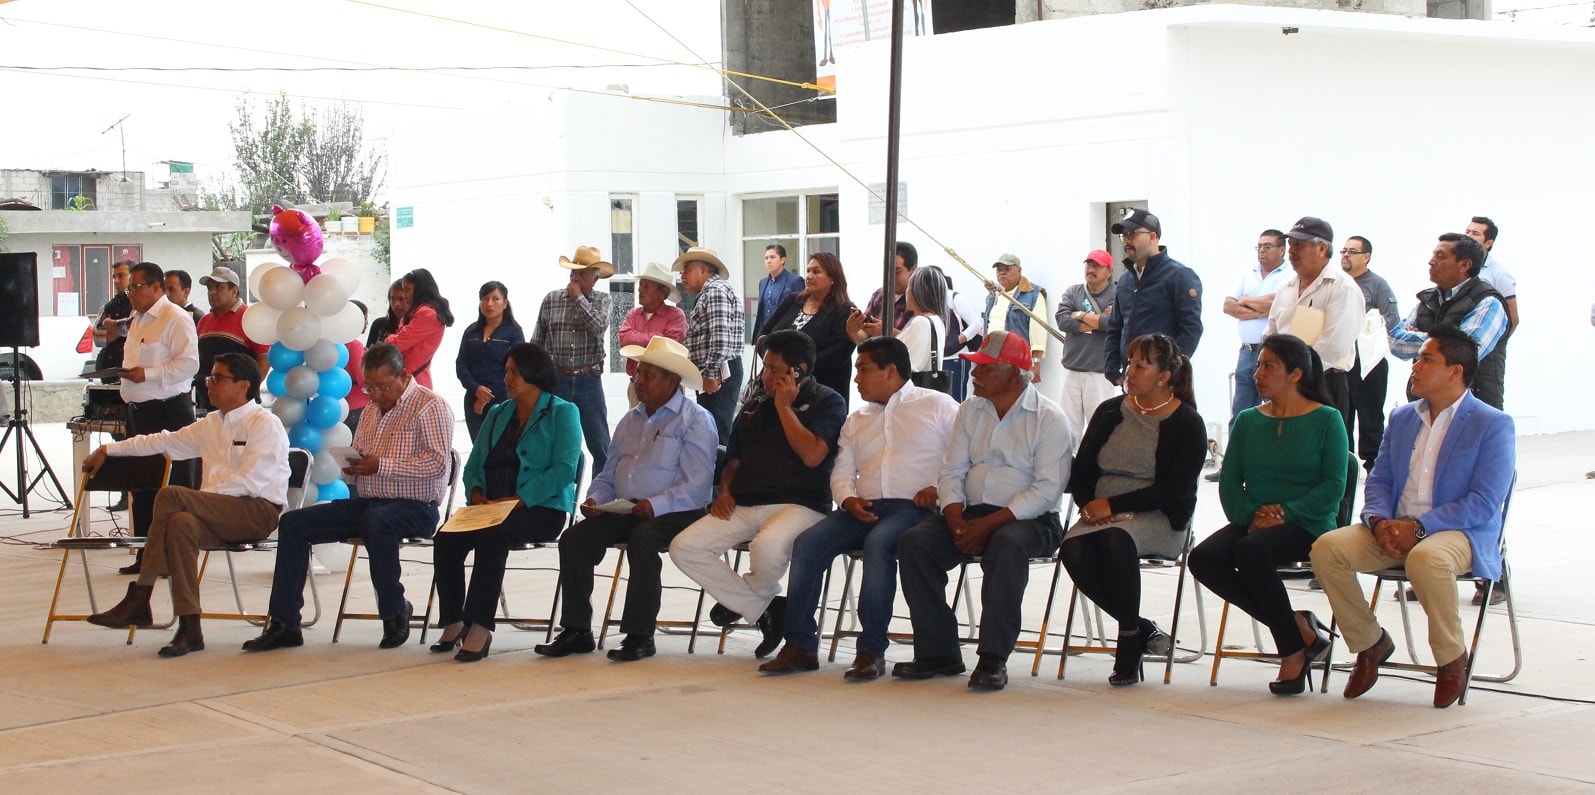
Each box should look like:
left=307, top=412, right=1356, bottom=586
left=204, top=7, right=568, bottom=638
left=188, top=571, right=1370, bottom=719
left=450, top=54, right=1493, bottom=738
left=249, top=205, right=369, bottom=505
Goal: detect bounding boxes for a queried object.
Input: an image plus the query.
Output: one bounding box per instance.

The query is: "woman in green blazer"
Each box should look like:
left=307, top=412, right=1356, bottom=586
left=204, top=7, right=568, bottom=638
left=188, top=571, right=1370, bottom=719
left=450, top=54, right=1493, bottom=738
left=435, top=342, right=583, bottom=662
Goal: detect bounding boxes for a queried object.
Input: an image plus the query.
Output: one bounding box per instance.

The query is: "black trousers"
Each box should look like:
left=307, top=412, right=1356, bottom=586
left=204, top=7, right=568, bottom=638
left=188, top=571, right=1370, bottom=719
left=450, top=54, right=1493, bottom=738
left=557, top=508, right=705, bottom=637
left=897, top=505, right=1062, bottom=661
left=1346, top=355, right=1389, bottom=469
left=1321, top=370, right=1354, bottom=450
left=125, top=393, right=199, bottom=538
left=1188, top=522, right=1315, bottom=657
left=433, top=504, right=566, bottom=631
left=1059, top=527, right=1144, bottom=630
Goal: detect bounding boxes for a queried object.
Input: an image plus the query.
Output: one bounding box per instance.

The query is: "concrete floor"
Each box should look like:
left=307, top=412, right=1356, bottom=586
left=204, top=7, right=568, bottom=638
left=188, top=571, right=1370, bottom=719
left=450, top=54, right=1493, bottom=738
left=0, top=422, right=1592, bottom=793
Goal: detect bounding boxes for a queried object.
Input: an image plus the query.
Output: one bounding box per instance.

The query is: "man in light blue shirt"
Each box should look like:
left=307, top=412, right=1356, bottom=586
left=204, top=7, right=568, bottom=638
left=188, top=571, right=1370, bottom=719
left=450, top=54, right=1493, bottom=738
left=1223, top=229, right=1291, bottom=423
left=535, top=337, right=720, bottom=663
left=894, top=330, right=1073, bottom=691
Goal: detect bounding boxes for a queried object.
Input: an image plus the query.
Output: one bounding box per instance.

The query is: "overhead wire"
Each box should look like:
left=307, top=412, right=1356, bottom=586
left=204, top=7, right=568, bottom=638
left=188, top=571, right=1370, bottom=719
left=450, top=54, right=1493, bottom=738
left=619, top=0, right=1068, bottom=345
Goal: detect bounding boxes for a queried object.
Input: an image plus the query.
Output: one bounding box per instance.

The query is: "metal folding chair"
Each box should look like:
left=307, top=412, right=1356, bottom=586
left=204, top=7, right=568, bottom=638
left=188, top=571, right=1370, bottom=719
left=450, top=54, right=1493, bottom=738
left=598, top=542, right=711, bottom=652
left=194, top=448, right=319, bottom=626
left=41, top=453, right=173, bottom=644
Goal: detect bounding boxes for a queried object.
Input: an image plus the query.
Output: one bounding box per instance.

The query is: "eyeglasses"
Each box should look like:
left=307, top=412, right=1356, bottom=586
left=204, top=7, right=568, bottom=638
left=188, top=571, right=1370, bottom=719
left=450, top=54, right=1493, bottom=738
left=1254, top=244, right=1279, bottom=251
left=127, top=281, right=157, bottom=291
left=1340, top=248, right=1367, bottom=256
left=1119, top=230, right=1151, bottom=240
left=204, top=374, right=239, bottom=383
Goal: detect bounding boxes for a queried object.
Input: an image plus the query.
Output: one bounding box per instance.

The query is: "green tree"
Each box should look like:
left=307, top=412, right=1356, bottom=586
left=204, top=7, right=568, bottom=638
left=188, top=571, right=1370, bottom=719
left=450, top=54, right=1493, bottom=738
left=215, top=94, right=385, bottom=214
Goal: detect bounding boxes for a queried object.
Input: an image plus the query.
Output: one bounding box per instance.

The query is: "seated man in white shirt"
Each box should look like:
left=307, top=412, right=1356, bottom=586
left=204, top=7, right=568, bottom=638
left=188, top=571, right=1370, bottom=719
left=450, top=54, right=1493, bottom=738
left=894, top=330, right=1073, bottom=691
left=84, top=354, right=291, bottom=657
left=758, top=336, right=959, bottom=679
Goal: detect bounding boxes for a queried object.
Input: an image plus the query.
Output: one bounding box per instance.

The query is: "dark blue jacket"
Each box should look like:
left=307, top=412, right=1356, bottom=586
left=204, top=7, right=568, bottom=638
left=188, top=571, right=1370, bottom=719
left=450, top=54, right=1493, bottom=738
left=1103, top=247, right=1203, bottom=382
left=756, top=270, right=805, bottom=334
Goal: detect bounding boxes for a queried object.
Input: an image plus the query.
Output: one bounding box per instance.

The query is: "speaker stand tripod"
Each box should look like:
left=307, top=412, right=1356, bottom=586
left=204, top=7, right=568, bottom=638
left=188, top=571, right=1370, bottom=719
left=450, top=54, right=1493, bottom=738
left=0, top=347, right=70, bottom=517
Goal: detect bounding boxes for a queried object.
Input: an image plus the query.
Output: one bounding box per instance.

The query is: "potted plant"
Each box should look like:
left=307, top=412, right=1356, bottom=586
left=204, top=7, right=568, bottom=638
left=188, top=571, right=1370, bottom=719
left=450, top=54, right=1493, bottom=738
left=355, top=200, right=378, bottom=236
left=66, top=195, right=95, bottom=211
left=324, top=206, right=342, bottom=233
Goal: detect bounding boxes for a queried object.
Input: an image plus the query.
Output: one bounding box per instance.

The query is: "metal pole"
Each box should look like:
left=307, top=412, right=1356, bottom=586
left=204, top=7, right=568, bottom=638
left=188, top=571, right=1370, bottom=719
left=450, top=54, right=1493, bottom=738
left=880, top=0, right=906, bottom=335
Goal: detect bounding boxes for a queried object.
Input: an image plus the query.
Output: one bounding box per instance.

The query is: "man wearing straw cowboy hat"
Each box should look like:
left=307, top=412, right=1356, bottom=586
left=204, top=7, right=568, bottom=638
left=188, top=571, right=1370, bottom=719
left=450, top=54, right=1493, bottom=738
left=534, top=336, right=719, bottom=662
left=673, top=246, right=746, bottom=445
left=617, top=262, right=688, bottom=407
left=535, top=246, right=616, bottom=473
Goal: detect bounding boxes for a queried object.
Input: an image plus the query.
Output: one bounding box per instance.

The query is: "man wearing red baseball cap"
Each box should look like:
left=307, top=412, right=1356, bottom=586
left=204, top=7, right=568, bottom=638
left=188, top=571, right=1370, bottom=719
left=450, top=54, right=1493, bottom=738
left=893, top=330, right=1073, bottom=691
left=1055, top=250, right=1118, bottom=448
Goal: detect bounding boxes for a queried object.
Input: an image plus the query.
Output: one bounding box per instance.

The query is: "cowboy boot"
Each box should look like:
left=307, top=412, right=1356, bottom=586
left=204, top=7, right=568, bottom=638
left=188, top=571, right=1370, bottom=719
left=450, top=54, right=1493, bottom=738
left=88, top=582, right=154, bottom=628
left=158, top=614, right=205, bottom=658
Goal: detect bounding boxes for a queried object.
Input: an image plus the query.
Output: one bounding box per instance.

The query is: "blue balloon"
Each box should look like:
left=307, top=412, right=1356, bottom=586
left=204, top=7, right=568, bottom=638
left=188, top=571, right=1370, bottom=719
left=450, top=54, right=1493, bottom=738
left=305, top=395, right=342, bottom=430
left=288, top=422, right=323, bottom=453
left=268, top=342, right=304, bottom=372
left=265, top=369, right=288, bottom=397
left=334, top=343, right=350, bottom=369
left=318, top=367, right=352, bottom=399
left=319, top=478, right=350, bottom=502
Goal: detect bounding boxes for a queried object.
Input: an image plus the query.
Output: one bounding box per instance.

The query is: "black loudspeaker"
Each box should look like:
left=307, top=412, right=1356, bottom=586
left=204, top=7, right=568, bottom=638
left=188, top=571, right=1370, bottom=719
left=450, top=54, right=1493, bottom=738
left=0, top=253, right=41, bottom=348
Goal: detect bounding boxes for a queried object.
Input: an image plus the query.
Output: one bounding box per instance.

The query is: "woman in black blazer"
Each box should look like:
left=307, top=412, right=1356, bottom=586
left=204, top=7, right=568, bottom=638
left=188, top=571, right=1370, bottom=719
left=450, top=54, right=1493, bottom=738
left=1061, top=333, right=1207, bottom=686
left=754, top=251, right=856, bottom=405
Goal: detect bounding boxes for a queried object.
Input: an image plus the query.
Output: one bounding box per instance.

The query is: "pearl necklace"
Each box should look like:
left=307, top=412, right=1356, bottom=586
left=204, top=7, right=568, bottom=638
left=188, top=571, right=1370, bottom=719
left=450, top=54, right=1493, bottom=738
left=1130, top=393, right=1173, bottom=414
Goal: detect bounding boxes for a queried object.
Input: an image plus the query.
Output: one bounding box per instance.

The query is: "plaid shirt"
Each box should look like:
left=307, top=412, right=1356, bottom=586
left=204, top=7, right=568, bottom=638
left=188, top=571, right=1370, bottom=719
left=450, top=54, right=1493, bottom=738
left=352, top=379, right=455, bottom=503
left=533, top=287, right=612, bottom=368
left=685, top=277, right=745, bottom=379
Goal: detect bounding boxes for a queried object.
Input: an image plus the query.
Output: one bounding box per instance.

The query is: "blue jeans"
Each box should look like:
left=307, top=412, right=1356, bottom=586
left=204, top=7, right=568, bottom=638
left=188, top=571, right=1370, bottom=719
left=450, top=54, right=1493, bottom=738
left=555, top=371, right=610, bottom=474
left=1230, top=344, right=1261, bottom=426
left=696, top=356, right=744, bottom=446
left=784, top=499, right=931, bottom=656
left=269, top=498, right=439, bottom=628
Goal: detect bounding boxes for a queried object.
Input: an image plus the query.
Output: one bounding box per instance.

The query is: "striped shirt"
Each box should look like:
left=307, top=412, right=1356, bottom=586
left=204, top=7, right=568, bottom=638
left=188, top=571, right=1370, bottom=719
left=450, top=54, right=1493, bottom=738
left=533, top=287, right=612, bottom=369
left=685, top=278, right=745, bottom=380
left=351, top=379, right=454, bottom=503
left=1388, top=283, right=1508, bottom=361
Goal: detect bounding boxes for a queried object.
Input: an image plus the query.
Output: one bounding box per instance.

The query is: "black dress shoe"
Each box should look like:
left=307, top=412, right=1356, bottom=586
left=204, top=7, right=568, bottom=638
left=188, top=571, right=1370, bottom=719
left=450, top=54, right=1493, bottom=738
left=607, top=634, right=656, bottom=662
left=454, top=631, right=492, bottom=663
left=1203, top=471, right=1222, bottom=482
left=891, top=656, right=966, bottom=679
left=1297, top=610, right=1338, bottom=663
left=968, top=656, right=1008, bottom=691
left=117, top=560, right=142, bottom=576
left=534, top=628, right=596, bottom=657
left=1140, top=618, right=1172, bottom=657
left=754, top=597, right=786, bottom=659
left=709, top=603, right=741, bottom=628
left=242, top=619, right=304, bottom=652
left=378, top=601, right=413, bottom=649
left=843, top=653, right=886, bottom=681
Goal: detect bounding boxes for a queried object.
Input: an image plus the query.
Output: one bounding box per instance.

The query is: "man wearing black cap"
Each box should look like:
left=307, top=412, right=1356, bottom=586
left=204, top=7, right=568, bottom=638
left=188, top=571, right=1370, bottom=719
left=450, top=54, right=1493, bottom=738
left=1264, top=216, right=1365, bottom=431
left=1103, top=208, right=1204, bottom=387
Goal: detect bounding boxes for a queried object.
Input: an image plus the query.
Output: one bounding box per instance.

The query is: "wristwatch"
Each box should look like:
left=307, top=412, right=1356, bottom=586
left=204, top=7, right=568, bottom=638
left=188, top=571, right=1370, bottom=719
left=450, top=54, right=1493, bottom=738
left=1412, top=519, right=1427, bottom=540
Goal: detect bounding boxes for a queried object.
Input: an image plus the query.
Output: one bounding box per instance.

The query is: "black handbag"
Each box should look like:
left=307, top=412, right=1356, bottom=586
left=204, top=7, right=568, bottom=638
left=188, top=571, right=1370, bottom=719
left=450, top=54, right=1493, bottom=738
left=910, top=321, right=952, bottom=394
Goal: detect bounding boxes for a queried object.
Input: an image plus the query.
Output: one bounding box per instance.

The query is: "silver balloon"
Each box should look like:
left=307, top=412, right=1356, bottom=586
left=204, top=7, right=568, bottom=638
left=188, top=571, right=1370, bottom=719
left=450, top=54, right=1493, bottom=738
left=303, top=272, right=353, bottom=317
left=310, top=450, right=343, bottom=486
left=271, top=396, right=307, bottom=427
left=284, top=364, right=320, bottom=400
left=322, top=422, right=353, bottom=450
left=304, top=339, right=340, bottom=371
left=277, top=307, right=323, bottom=352
left=320, top=302, right=365, bottom=344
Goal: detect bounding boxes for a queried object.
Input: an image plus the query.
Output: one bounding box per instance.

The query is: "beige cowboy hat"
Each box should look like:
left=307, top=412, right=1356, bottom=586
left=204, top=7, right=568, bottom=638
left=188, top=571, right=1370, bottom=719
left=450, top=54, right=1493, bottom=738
left=620, top=335, right=702, bottom=391
left=558, top=245, right=615, bottom=278
left=670, top=246, right=729, bottom=280
left=637, top=262, right=682, bottom=304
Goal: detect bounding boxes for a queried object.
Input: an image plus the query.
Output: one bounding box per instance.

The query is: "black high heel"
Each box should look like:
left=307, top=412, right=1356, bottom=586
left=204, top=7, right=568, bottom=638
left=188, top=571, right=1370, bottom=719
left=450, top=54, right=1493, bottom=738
left=1140, top=618, right=1172, bottom=657
left=1269, top=655, right=1310, bottom=696
left=1110, top=629, right=1145, bottom=687
left=430, top=623, right=466, bottom=653
left=455, top=631, right=493, bottom=663
left=1297, top=610, right=1338, bottom=663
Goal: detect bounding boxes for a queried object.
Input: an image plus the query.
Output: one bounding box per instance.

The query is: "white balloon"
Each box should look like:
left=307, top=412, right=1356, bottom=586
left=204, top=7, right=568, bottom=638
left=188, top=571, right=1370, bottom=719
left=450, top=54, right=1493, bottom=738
left=322, top=422, right=353, bottom=450
left=241, top=304, right=283, bottom=345
left=300, top=481, right=319, bottom=506
left=310, top=450, right=343, bottom=486
left=338, top=398, right=350, bottom=422
left=320, top=302, right=365, bottom=344
left=271, top=396, right=306, bottom=426
left=248, top=260, right=287, bottom=302
left=319, top=257, right=361, bottom=296
left=260, top=266, right=307, bottom=311
left=277, top=307, right=323, bottom=351
left=304, top=273, right=353, bottom=317
left=304, top=339, right=340, bottom=371
left=285, top=364, right=320, bottom=399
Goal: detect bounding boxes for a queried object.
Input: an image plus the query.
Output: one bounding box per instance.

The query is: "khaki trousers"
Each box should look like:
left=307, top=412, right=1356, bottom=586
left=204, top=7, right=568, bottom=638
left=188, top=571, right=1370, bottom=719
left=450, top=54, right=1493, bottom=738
left=1309, top=524, right=1474, bottom=664
left=135, top=486, right=282, bottom=616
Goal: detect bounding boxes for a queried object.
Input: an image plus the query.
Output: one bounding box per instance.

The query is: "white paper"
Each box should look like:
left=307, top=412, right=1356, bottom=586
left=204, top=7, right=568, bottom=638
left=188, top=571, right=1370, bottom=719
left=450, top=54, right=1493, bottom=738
left=596, top=499, right=636, bottom=515
left=326, top=446, right=361, bottom=469
left=438, top=501, right=517, bottom=533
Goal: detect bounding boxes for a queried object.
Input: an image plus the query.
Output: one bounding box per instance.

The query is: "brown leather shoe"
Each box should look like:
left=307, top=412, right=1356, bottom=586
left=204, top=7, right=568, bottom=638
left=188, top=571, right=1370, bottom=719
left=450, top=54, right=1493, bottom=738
left=1433, top=653, right=1468, bottom=708
left=158, top=614, right=205, bottom=658
left=88, top=582, right=155, bottom=629
left=758, top=643, right=819, bottom=675
left=842, top=652, right=886, bottom=681
left=1343, top=629, right=1395, bottom=699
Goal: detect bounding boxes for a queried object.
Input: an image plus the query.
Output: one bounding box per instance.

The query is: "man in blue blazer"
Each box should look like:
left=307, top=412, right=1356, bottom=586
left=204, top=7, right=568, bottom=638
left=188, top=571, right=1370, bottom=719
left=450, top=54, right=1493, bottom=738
left=755, top=244, right=804, bottom=335
left=1310, top=326, right=1514, bottom=708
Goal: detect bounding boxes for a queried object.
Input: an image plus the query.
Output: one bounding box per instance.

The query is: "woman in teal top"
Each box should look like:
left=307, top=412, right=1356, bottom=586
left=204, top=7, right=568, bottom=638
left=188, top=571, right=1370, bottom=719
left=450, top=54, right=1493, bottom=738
left=1190, top=334, right=1348, bottom=696
left=434, top=342, right=582, bottom=662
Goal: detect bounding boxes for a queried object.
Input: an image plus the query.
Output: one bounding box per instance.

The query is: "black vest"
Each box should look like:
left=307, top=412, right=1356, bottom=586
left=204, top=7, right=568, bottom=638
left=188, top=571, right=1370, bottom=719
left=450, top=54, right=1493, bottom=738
left=1411, top=278, right=1508, bottom=409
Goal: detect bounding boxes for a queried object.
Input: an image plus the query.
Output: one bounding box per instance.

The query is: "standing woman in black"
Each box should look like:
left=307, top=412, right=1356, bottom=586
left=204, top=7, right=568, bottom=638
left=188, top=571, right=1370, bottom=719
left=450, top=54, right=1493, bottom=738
left=754, top=251, right=856, bottom=406
left=455, top=281, right=525, bottom=441
left=1060, top=333, right=1207, bottom=686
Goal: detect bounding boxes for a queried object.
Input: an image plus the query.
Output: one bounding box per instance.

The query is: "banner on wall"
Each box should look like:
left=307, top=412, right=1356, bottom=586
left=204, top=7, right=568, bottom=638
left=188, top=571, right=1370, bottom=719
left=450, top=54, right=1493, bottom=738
left=813, top=0, right=933, bottom=92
